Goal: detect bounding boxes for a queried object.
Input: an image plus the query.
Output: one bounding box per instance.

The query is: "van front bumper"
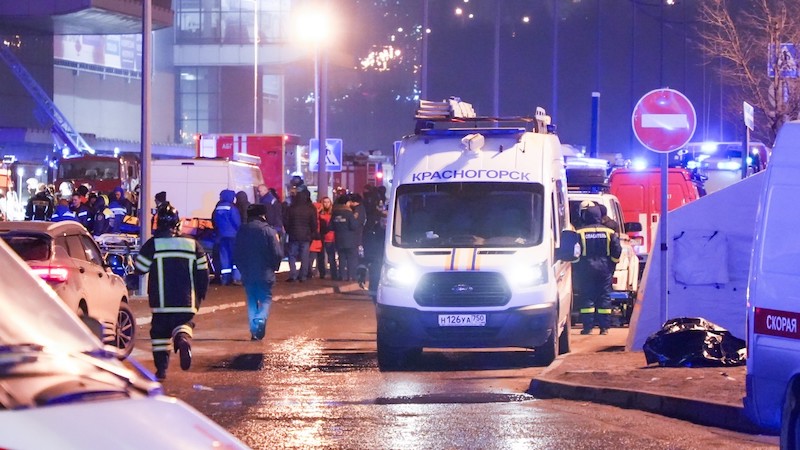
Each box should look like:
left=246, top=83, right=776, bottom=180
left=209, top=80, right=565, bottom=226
left=375, top=303, right=557, bottom=349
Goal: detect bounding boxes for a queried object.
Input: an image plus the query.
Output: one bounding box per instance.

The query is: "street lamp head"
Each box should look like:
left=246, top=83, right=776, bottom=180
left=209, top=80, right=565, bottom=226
left=292, top=5, right=337, bottom=47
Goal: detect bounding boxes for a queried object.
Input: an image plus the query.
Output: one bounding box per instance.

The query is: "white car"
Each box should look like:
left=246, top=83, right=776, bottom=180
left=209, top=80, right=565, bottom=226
left=0, top=221, right=135, bottom=356
left=0, top=236, right=249, bottom=449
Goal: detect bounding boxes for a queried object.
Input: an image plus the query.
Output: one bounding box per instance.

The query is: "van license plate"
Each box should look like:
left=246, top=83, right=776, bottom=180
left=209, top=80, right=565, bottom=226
left=438, top=314, right=487, bottom=327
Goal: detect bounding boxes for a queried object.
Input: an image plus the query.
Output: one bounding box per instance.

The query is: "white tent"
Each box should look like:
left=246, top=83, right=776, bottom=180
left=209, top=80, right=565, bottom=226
left=626, top=171, right=765, bottom=350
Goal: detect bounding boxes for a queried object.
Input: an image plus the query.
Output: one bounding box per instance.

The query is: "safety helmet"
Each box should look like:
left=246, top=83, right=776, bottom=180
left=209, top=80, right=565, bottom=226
left=579, top=200, right=602, bottom=224
left=156, top=202, right=181, bottom=233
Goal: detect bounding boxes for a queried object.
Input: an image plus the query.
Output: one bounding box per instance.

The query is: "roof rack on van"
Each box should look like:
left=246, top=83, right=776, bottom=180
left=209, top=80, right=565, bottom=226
left=414, top=97, right=555, bottom=135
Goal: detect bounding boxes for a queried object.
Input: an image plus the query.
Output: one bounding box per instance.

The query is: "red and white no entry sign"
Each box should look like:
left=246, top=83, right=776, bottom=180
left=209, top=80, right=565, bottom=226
left=632, top=88, right=697, bottom=153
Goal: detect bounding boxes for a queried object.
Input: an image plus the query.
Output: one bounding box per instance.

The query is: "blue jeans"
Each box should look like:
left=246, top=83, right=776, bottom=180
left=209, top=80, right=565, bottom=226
left=287, top=240, right=311, bottom=281
left=243, top=280, right=273, bottom=337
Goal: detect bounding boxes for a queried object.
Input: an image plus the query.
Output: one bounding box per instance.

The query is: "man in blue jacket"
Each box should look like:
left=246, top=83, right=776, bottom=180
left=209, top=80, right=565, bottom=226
left=212, top=189, right=241, bottom=285
left=234, top=204, right=283, bottom=340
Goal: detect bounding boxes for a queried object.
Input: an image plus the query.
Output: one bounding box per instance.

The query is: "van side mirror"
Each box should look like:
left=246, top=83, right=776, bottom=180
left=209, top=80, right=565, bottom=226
left=624, top=222, right=643, bottom=233
left=556, top=230, right=580, bottom=262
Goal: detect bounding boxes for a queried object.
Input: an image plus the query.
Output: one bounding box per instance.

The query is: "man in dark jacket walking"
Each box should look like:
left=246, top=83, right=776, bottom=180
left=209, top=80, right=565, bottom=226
left=331, top=195, right=358, bottom=281
left=234, top=204, right=283, bottom=340
left=212, top=189, right=241, bottom=285
left=284, top=189, right=318, bottom=282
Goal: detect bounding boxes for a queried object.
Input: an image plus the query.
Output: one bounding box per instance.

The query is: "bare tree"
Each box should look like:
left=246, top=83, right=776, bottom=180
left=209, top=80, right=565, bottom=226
left=697, top=0, right=800, bottom=146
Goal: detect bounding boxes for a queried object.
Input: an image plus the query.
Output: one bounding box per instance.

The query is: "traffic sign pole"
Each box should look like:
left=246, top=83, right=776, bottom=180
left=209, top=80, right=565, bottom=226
left=660, top=152, right=668, bottom=325
left=631, top=88, right=697, bottom=328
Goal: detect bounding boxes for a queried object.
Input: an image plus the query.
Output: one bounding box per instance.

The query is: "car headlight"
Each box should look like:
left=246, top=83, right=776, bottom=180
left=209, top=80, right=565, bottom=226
left=382, top=263, right=420, bottom=287
left=505, top=261, right=548, bottom=287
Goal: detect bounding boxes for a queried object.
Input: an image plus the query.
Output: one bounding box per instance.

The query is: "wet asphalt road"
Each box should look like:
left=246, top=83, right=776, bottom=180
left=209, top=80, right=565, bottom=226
left=129, top=287, right=777, bottom=449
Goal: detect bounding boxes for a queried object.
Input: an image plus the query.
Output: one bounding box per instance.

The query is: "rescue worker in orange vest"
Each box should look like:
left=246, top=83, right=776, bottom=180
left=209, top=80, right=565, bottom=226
left=574, top=200, right=622, bottom=335
left=134, top=203, right=209, bottom=380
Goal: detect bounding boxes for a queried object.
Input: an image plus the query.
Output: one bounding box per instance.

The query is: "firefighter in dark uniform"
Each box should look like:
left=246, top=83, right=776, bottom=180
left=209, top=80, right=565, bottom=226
left=134, top=203, right=209, bottom=380
left=574, top=200, right=622, bottom=335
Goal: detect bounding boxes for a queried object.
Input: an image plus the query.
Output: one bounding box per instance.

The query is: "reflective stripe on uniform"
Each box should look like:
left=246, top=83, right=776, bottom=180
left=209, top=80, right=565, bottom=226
left=197, top=254, right=209, bottom=270
left=153, top=237, right=200, bottom=311
left=172, top=323, right=194, bottom=338
left=220, top=268, right=232, bottom=274
left=152, top=338, right=172, bottom=352
left=580, top=308, right=596, bottom=314
left=152, top=306, right=198, bottom=313
left=576, top=227, right=615, bottom=257
left=215, top=205, right=232, bottom=211
left=135, top=254, right=153, bottom=272
left=597, top=308, right=613, bottom=314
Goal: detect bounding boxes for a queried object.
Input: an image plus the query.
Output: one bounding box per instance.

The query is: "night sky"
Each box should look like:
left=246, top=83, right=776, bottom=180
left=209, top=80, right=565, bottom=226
left=284, top=0, right=734, bottom=163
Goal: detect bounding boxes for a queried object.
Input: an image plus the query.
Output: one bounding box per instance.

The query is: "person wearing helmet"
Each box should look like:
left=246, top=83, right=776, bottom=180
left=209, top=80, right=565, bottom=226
left=134, top=203, right=209, bottom=380
left=573, top=200, right=622, bottom=335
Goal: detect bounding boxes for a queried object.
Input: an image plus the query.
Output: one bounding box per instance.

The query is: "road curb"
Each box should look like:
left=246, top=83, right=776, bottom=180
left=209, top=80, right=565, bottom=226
left=134, top=282, right=362, bottom=326
left=527, top=376, right=769, bottom=435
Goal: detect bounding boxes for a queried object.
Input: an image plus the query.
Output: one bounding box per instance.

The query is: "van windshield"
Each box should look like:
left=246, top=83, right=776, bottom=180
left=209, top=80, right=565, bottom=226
left=392, top=182, right=544, bottom=248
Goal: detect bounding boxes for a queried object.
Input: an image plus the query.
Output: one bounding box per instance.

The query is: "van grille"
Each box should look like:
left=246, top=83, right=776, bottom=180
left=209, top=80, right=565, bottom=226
left=414, top=272, right=511, bottom=307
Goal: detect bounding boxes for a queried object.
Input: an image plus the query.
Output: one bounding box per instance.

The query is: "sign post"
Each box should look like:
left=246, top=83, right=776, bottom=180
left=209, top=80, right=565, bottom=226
left=632, top=88, right=697, bottom=327
left=743, top=101, right=754, bottom=180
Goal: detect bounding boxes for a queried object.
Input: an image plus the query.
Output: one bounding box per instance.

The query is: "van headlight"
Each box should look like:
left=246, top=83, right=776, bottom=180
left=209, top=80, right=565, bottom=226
left=505, top=261, right=548, bottom=287
left=382, top=263, right=420, bottom=287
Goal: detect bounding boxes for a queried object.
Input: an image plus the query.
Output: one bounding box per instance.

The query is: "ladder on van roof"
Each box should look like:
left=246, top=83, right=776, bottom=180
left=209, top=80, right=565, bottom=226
left=414, top=97, right=555, bottom=135
left=0, top=39, right=95, bottom=156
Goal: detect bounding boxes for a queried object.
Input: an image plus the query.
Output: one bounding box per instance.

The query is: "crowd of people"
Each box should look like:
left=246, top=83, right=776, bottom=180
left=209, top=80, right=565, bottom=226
left=199, top=177, right=388, bottom=345
left=4, top=181, right=141, bottom=236
left=211, top=176, right=388, bottom=296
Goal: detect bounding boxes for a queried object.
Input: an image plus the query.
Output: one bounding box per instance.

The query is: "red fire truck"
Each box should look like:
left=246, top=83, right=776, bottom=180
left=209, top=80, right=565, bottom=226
left=195, top=134, right=300, bottom=200
left=54, top=154, right=140, bottom=195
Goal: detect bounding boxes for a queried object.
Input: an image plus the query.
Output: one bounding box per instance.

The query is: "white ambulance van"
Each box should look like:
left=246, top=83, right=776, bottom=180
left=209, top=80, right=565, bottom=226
left=376, top=99, right=578, bottom=370
left=746, top=120, right=800, bottom=444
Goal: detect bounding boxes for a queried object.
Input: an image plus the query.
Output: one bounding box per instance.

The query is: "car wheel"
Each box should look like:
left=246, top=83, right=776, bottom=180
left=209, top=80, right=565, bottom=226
left=782, top=379, right=800, bottom=450
left=534, top=313, right=559, bottom=366
left=114, top=302, right=136, bottom=357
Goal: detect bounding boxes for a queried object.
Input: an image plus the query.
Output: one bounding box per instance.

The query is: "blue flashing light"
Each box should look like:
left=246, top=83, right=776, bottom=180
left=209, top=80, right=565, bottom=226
left=632, top=159, right=648, bottom=171
left=700, top=142, right=719, bottom=153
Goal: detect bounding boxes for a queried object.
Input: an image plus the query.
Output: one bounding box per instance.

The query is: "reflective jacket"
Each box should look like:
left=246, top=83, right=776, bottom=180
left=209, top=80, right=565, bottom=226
left=212, top=189, right=241, bottom=238
left=25, top=192, right=53, bottom=221
left=50, top=204, right=78, bottom=222
left=573, top=224, right=622, bottom=290
left=134, top=233, right=209, bottom=313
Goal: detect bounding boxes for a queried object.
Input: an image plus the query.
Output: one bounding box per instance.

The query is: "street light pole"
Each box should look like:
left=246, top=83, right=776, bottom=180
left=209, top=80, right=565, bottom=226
left=317, top=45, right=328, bottom=199
left=253, top=0, right=259, bottom=134
left=421, top=0, right=429, bottom=99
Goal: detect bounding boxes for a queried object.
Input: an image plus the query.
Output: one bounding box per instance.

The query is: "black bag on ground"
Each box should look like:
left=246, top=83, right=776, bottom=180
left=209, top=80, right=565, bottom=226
left=643, top=317, right=746, bottom=367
